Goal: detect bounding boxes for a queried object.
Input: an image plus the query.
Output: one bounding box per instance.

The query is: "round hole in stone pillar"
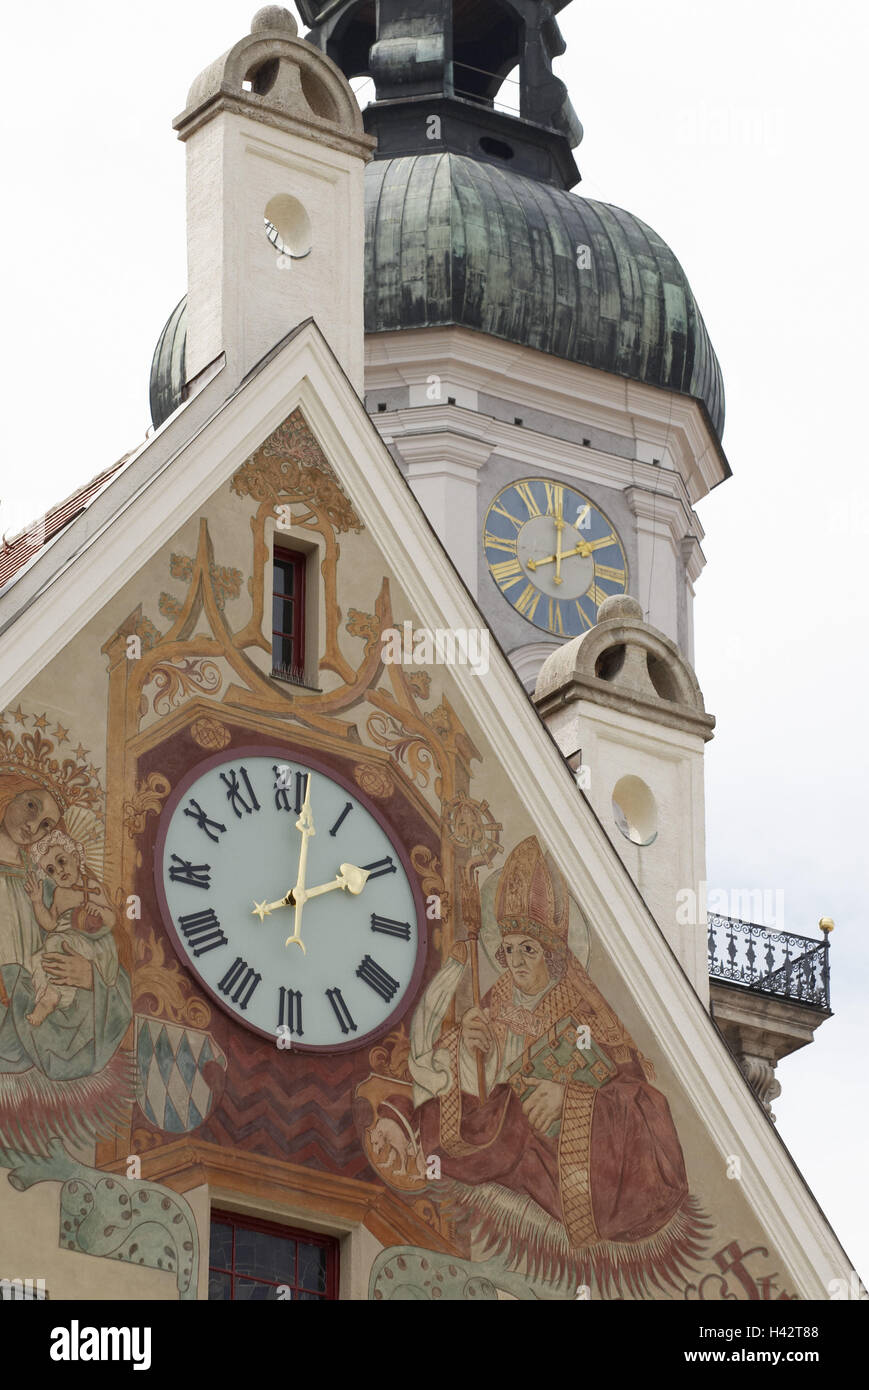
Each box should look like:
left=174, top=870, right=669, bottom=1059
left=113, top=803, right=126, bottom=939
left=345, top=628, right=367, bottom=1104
left=612, top=775, right=658, bottom=847
left=264, top=194, right=313, bottom=259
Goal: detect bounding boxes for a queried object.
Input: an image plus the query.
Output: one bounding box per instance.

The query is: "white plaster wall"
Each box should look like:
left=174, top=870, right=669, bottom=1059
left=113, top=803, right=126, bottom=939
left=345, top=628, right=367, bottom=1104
left=186, top=113, right=366, bottom=391
left=405, top=462, right=481, bottom=595
left=546, top=699, right=709, bottom=1003
left=0, top=1170, right=180, bottom=1300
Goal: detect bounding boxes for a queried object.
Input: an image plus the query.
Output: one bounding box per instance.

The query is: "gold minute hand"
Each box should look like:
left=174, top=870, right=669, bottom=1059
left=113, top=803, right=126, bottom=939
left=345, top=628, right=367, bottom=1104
left=553, top=517, right=565, bottom=586
left=285, top=775, right=315, bottom=952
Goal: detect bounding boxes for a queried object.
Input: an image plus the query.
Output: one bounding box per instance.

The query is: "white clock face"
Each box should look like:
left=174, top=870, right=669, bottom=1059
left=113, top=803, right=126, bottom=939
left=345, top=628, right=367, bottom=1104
left=155, top=750, right=424, bottom=1050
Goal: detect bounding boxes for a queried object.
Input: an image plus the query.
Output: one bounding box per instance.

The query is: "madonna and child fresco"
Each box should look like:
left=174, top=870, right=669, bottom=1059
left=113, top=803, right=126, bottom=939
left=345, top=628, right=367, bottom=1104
left=0, top=723, right=199, bottom=1297
left=361, top=836, right=708, bottom=1298
left=0, top=730, right=132, bottom=1159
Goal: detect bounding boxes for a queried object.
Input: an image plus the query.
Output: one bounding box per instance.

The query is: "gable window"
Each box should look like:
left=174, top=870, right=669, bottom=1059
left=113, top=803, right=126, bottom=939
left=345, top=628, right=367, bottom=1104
left=272, top=546, right=306, bottom=682
left=208, top=1210, right=338, bottom=1300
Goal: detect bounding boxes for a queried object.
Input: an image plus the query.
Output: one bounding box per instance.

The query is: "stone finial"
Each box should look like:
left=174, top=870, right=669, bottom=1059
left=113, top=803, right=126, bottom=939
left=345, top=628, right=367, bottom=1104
left=597, top=593, right=643, bottom=624
left=534, top=592, right=714, bottom=740
left=175, top=7, right=373, bottom=154
left=251, top=6, right=298, bottom=34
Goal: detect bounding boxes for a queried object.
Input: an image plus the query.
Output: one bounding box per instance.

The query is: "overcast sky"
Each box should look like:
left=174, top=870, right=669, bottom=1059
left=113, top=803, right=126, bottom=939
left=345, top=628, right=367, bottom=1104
left=1, top=1, right=866, bottom=1285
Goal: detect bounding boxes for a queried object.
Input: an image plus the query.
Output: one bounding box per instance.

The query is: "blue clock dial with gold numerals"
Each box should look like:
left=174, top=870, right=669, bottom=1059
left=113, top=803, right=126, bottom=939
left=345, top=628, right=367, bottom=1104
left=155, top=749, right=425, bottom=1052
left=483, top=478, right=629, bottom=638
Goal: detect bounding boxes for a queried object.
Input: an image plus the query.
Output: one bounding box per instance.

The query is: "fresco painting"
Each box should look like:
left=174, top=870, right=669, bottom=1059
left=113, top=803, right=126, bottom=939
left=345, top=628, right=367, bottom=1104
left=0, top=411, right=795, bottom=1300
left=0, top=721, right=199, bottom=1298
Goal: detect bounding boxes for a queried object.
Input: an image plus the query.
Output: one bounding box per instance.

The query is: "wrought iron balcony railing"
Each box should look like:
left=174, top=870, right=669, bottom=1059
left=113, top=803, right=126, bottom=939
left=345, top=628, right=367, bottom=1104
left=707, top=915, right=831, bottom=1011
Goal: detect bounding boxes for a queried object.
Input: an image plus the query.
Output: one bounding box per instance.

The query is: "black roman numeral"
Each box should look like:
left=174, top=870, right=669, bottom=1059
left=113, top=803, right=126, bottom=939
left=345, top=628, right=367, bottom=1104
left=356, top=954, right=400, bottom=1004
left=220, top=765, right=261, bottom=818
left=362, top=856, right=397, bottom=880
left=329, top=802, right=353, bottom=837
left=277, top=986, right=303, bottom=1037
left=183, top=799, right=227, bottom=843
left=168, top=854, right=211, bottom=889
left=325, top=987, right=357, bottom=1035
left=370, top=914, right=411, bottom=941
left=217, top=956, right=261, bottom=1010
left=273, top=766, right=309, bottom=814
left=178, top=908, right=228, bottom=957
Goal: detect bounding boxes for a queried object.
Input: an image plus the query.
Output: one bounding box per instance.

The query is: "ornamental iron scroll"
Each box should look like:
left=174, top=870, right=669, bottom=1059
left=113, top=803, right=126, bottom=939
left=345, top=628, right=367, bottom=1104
left=707, top=915, right=831, bottom=1011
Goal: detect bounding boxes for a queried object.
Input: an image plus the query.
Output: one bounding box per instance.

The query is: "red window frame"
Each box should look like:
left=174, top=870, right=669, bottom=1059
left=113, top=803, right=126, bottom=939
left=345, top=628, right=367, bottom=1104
left=208, top=1209, right=339, bottom=1301
left=272, top=546, right=306, bottom=677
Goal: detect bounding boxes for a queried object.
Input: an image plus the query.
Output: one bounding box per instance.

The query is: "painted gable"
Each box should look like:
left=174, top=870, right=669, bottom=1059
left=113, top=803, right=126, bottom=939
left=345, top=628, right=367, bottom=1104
left=0, top=331, right=850, bottom=1301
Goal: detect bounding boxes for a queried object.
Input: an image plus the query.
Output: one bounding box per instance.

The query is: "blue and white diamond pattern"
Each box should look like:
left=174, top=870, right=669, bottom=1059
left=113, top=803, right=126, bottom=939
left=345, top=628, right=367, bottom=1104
left=136, top=1016, right=227, bottom=1133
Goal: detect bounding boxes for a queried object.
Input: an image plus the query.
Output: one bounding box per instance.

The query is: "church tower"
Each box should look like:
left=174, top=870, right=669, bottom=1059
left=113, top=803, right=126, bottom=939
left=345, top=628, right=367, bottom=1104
left=302, top=0, right=729, bottom=688
left=152, top=0, right=729, bottom=693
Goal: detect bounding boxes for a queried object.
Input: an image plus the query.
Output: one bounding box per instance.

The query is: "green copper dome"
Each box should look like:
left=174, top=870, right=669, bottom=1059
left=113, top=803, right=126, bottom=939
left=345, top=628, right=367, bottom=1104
left=149, top=297, right=186, bottom=430
left=364, top=152, right=724, bottom=436
left=149, top=155, right=724, bottom=436
left=150, top=2, right=724, bottom=438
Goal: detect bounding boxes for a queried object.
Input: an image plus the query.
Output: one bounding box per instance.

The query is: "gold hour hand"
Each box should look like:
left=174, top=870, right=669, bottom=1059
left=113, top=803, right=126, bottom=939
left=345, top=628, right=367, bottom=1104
left=303, top=864, right=370, bottom=902
left=286, top=865, right=369, bottom=946
left=528, top=539, right=590, bottom=570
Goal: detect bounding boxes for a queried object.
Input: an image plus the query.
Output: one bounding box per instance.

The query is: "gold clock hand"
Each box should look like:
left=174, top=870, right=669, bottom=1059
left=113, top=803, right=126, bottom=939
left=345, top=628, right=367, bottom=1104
left=553, top=517, right=565, bottom=586
left=285, top=776, right=315, bottom=953
left=285, top=865, right=369, bottom=946
left=303, top=864, right=370, bottom=901
left=528, top=530, right=619, bottom=570
left=528, top=540, right=587, bottom=570
left=252, top=893, right=291, bottom=922
left=253, top=861, right=368, bottom=939
left=581, top=532, right=619, bottom=555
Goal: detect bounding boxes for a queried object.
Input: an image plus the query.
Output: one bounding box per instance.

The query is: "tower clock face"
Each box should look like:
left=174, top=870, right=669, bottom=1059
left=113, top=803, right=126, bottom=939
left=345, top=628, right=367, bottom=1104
left=483, top=478, right=628, bottom=637
left=154, top=748, right=425, bottom=1051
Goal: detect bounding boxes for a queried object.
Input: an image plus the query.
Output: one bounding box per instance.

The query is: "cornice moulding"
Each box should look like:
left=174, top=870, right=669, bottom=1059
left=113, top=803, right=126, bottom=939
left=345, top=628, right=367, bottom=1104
left=381, top=407, right=702, bottom=520
left=365, top=327, right=729, bottom=499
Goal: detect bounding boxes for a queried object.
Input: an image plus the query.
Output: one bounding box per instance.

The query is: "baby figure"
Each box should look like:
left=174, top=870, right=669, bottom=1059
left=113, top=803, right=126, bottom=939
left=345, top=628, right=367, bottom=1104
left=24, top=830, right=118, bottom=1026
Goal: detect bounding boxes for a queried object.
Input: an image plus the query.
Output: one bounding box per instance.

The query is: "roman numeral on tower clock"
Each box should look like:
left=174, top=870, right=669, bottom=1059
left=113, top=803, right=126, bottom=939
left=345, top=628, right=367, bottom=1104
left=218, top=956, right=261, bottom=1010
left=325, top=987, right=357, bottom=1035
left=277, top=986, right=303, bottom=1037
left=356, top=955, right=400, bottom=1004
left=178, top=908, right=227, bottom=956
left=158, top=752, right=423, bottom=1049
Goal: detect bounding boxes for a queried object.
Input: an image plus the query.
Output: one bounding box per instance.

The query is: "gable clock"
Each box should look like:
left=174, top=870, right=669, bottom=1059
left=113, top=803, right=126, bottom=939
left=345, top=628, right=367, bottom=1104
left=483, top=477, right=628, bottom=637
left=154, top=747, right=426, bottom=1051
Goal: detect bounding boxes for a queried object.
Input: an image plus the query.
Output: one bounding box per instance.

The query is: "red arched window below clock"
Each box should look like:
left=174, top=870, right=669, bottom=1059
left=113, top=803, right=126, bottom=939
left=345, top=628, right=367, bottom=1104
left=208, top=1209, right=339, bottom=1300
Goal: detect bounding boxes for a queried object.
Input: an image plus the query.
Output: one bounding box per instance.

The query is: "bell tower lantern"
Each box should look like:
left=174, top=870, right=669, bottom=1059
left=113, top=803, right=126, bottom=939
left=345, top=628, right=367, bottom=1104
left=301, top=0, right=582, bottom=187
